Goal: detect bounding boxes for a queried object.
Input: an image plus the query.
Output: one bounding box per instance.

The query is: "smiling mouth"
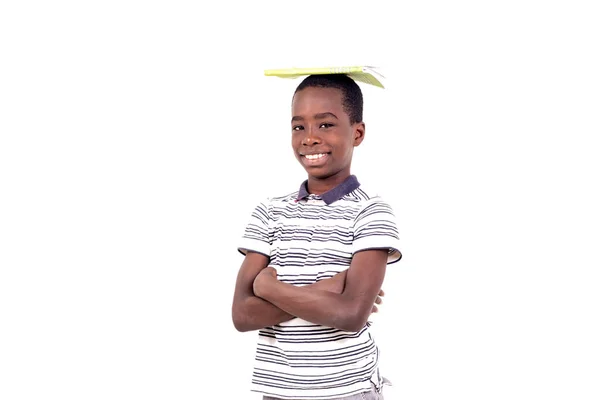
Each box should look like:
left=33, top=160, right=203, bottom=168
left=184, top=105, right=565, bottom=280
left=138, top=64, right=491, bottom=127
left=300, top=152, right=331, bottom=166
left=303, top=153, right=328, bottom=160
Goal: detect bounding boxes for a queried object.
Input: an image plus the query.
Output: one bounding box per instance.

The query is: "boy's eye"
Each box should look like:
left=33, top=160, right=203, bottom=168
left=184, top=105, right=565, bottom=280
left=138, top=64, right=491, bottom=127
left=320, top=123, right=334, bottom=129
left=292, top=125, right=304, bottom=131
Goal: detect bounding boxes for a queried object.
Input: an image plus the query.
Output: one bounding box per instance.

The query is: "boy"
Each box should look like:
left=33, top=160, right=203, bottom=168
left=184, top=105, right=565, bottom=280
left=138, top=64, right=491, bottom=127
left=232, top=73, right=402, bottom=399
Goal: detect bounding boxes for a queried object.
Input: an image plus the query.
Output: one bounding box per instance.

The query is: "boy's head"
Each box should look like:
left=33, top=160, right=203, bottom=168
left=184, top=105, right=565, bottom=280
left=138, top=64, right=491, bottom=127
left=291, top=74, right=366, bottom=184
left=294, top=74, right=363, bottom=124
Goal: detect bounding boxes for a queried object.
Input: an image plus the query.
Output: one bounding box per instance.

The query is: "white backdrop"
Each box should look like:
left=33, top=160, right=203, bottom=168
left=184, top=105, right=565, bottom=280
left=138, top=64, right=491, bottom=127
left=1, top=1, right=599, bottom=399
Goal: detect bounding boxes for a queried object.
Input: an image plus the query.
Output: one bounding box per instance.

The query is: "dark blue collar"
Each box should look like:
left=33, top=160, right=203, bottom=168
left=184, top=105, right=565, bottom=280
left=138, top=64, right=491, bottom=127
left=296, top=175, right=360, bottom=205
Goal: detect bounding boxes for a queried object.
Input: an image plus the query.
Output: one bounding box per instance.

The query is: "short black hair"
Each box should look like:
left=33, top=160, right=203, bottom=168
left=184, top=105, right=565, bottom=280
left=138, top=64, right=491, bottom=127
left=294, top=74, right=363, bottom=124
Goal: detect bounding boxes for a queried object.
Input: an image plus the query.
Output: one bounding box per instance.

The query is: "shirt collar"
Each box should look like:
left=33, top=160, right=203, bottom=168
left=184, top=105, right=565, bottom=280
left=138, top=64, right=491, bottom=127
left=296, top=175, right=360, bottom=205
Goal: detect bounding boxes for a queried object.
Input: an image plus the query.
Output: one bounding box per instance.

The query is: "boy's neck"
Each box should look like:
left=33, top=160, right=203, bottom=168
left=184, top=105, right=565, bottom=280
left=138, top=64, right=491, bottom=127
left=306, top=172, right=352, bottom=195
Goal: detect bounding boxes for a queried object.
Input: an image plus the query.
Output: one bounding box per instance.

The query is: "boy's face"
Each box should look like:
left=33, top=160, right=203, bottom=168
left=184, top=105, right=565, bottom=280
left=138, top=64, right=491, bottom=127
left=291, top=86, right=365, bottom=182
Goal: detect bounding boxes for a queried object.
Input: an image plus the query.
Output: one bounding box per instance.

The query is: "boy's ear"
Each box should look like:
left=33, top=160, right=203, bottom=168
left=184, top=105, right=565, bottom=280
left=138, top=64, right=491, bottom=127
left=353, top=122, right=366, bottom=147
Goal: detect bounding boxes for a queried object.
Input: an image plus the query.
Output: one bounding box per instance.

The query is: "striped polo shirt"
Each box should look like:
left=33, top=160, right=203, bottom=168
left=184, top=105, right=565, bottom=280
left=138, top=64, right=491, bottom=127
left=238, top=175, right=402, bottom=399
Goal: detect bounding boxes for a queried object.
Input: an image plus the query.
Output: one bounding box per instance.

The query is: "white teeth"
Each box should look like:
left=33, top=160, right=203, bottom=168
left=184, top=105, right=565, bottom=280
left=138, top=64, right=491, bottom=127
left=305, top=153, right=326, bottom=160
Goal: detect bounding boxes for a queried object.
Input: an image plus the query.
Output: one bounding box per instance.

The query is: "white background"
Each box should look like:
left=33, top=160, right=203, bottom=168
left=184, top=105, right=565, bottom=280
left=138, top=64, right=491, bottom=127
left=1, top=1, right=599, bottom=399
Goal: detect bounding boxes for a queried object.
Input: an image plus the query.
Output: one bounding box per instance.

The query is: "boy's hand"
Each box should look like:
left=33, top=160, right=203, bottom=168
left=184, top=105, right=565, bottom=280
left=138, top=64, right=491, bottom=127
left=371, top=289, right=384, bottom=313
left=253, top=266, right=277, bottom=297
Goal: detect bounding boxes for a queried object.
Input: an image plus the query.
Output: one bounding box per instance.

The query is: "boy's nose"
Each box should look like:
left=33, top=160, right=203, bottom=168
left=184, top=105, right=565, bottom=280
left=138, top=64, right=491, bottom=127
left=302, top=128, right=322, bottom=145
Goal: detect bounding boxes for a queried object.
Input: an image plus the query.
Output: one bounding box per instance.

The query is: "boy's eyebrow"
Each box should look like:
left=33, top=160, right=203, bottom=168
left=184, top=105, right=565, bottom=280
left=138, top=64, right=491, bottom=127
left=291, top=112, right=338, bottom=123
left=315, top=112, right=338, bottom=120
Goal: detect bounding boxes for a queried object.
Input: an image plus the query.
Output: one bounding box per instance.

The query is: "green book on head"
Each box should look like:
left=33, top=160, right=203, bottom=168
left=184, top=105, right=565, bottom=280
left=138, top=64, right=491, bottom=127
left=264, top=66, right=385, bottom=88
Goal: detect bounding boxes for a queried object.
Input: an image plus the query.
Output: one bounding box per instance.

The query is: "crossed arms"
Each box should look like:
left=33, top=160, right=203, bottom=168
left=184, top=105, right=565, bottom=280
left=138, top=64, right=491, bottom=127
left=231, top=249, right=388, bottom=333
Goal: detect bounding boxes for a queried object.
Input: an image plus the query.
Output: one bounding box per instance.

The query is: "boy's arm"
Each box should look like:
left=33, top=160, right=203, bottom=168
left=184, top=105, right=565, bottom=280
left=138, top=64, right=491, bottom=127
left=231, top=251, right=347, bottom=332
left=231, top=252, right=292, bottom=332
left=253, top=249, right=388, bottom=333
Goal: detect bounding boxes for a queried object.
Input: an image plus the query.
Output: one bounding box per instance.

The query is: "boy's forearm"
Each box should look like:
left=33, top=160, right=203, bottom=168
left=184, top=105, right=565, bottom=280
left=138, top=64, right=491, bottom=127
left=234, top=273, right=346, bottom=332
left=256, top=280, right=362, bottom=332
left=234, top=296, right=295, bottom=332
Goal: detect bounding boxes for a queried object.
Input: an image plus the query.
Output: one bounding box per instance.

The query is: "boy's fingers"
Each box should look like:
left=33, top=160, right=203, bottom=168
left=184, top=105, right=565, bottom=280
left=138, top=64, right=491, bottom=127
left=379, top=289, right=385, bottom=297
left=371, top=305, right=378, bottom=313
left=375, top=296, right=382, bottom=305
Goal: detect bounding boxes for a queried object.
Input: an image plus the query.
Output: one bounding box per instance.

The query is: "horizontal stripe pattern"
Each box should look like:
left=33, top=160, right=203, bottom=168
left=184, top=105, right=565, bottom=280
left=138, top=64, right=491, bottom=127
left=239, top=183, right=401, bottom=399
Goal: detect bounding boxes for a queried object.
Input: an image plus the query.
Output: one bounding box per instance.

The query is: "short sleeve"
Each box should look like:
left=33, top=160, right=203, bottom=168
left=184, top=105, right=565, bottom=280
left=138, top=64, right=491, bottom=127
left=352, top=198, right=402, bottom=264
left=238, top=199, right=271, bottom=258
